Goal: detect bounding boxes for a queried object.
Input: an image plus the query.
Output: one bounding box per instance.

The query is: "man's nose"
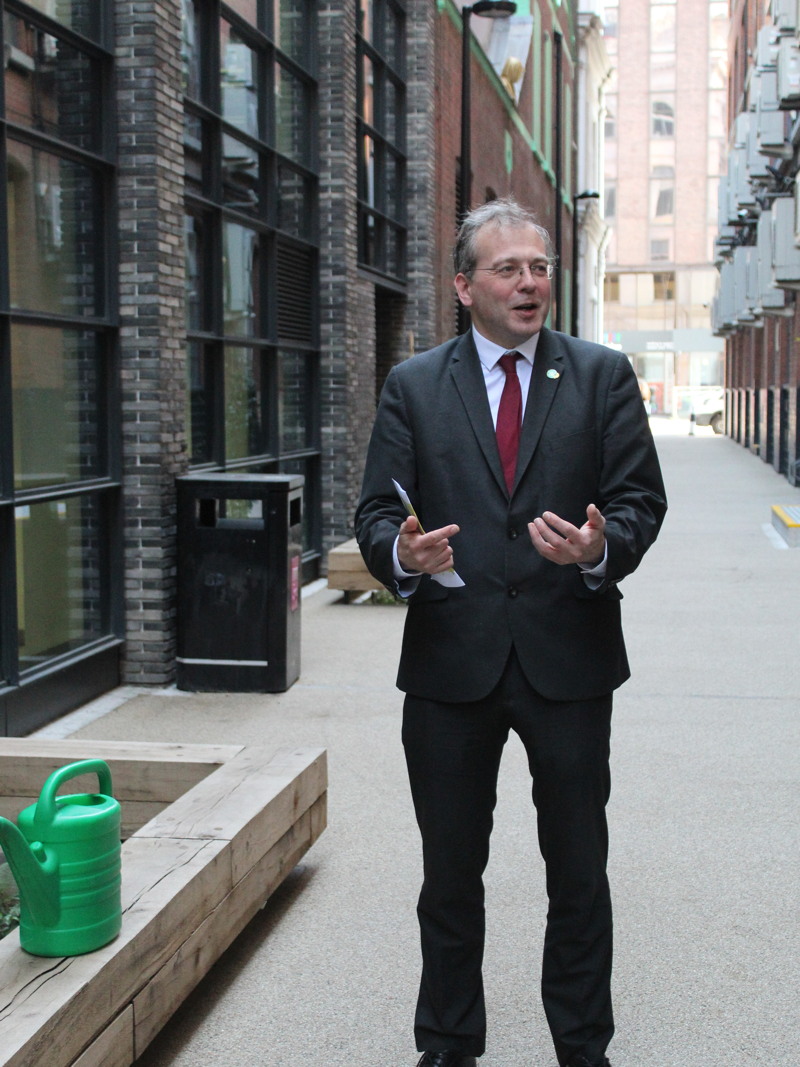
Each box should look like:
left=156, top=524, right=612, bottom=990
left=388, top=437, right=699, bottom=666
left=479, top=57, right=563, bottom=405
left=515, top=265, right=538, bottom=287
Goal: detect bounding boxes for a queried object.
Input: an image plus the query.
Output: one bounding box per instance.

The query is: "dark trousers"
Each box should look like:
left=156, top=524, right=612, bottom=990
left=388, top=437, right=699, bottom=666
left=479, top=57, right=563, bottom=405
left=402, top=649, right=614, bottom=1065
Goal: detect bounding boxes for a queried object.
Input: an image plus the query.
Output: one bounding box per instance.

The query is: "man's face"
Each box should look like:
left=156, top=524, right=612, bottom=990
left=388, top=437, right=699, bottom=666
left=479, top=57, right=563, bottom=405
left=454, top=223, right=552, bottom=349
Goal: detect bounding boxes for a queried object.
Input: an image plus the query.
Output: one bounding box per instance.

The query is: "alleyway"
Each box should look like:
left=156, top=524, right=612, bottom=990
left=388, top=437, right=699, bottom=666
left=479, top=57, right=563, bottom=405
left=44, top=420, right=800, bottom=1066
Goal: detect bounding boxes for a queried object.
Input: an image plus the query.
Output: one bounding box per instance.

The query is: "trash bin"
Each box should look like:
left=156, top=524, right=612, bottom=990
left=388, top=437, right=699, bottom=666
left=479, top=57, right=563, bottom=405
left=175, top=473, right=304, bottom=693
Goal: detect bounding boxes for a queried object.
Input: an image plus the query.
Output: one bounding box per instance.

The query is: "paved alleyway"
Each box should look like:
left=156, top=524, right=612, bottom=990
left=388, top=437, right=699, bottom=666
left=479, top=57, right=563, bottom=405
left=43, top=420, right=800, bottom=1066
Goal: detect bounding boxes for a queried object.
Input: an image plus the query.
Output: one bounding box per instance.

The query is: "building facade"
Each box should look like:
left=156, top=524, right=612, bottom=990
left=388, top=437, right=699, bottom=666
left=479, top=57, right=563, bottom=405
left=0, top=0, right=583, bottom=735
left=575, top=3, right=612, bottom=341
left=711, top=0, right=800, bottom=484
left=603, top=0, right=728, bottom=417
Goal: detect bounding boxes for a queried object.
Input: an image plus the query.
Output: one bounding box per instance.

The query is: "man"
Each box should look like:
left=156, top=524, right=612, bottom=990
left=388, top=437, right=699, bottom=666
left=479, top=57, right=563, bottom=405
left=354, top=199, right=667, bottom=1067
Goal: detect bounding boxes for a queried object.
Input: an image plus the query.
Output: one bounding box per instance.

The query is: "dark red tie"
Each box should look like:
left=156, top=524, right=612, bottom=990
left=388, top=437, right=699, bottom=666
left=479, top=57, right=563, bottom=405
left=496, top=352, right=522, bottom=493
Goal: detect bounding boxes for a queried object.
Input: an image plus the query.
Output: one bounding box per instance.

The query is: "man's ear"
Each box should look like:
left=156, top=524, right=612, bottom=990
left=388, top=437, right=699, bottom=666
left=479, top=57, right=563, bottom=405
left=454, top=273, right=472, bottom=307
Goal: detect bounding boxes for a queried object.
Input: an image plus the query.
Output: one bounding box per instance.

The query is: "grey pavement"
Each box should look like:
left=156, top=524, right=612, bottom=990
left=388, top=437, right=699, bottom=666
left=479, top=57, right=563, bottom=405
left=38, top=418, right=800, bottom=1066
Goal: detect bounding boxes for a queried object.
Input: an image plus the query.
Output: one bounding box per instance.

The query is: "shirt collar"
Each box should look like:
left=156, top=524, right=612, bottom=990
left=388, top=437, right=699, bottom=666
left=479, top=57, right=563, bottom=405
left=471, top=326, right=540, bottom=373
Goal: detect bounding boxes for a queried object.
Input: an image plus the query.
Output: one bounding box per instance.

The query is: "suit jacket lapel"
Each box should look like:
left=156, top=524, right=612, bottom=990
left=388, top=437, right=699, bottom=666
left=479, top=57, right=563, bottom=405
left=449, top=333, right=508, bottom=493
left=514, top=328, right=564, bottom=493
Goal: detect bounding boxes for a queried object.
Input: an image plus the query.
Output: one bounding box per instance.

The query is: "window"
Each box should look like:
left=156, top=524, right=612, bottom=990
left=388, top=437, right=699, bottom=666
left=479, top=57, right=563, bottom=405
left=604, top=6, right=618, bottom=39
left=650, top=4, right=676, bottom=52
left=605, top=107, right=615, bottom=141
left=650, top=238, right=670, bottom=261
left=182, top=0, right=321, bottom=572
left=651, top=165, right=674, bottom=219
left=356, top=0, right=407, bottom=280
left=0, top=1, right=117, bottom=706
left=652, top=99, right=675, bottom=137
left=605, top=186, right=616, bottom=219
left=653, top=272, right=676, bottom=300
left=604, top=273, right=620, bottom=302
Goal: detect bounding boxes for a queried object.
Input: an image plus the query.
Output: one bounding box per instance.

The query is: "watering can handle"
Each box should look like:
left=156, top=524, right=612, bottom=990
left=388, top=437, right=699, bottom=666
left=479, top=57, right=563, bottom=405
left=34, top=759, right=114, bottom=830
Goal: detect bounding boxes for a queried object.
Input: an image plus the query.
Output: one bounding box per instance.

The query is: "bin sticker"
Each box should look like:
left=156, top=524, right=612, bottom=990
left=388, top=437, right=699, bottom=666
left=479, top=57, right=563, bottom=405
left=290, top=555, right=300, bottom=611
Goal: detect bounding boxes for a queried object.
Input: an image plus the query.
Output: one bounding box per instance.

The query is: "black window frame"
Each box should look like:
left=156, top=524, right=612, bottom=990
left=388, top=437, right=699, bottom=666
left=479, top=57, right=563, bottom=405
left=182, top=0, right=321, bottom=578
left=356, top=0, right=407, bottom=284
left=0, top=0, right=121, bottom=719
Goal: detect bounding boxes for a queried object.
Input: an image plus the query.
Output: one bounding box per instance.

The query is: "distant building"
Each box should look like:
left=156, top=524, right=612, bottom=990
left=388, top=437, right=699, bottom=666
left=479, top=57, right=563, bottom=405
left=603, top=0, right=728, bottom=418
left=574, top=5, right=612, bottom=342
left=711, top=0, right=800, bottom=485
left=0, top=0, right=586, bottom=733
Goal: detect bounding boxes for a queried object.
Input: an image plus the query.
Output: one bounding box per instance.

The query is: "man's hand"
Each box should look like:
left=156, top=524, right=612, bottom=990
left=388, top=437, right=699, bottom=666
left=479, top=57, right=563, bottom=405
left=398, top=516, right=460, bottom=575
left=528, top=504, right=606, bottom=566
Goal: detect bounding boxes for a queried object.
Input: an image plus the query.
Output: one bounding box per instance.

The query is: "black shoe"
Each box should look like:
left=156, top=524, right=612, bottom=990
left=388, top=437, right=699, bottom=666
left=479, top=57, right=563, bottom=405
left=564, top=1056, right=611, bottom=1067
left=416, top=1053, right=478, bottom=1067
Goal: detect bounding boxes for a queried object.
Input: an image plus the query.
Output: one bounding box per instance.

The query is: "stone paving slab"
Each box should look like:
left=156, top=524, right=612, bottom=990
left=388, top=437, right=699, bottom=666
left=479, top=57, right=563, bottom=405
left=38, top=423, right=800, bottom=1067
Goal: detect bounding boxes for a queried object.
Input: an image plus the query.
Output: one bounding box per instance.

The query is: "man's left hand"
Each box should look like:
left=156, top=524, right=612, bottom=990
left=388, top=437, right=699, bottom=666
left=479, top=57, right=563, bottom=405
left=528, top=503, right=606, bottom=566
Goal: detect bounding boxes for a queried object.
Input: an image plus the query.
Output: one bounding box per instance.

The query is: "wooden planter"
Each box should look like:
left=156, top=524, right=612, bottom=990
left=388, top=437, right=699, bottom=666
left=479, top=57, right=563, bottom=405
left=0, top=738, right=327, bottom=1067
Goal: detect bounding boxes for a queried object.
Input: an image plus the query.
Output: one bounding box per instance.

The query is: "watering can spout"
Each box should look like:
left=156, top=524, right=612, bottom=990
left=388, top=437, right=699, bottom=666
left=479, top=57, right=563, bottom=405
left=0, top=816, right=60, bottom=929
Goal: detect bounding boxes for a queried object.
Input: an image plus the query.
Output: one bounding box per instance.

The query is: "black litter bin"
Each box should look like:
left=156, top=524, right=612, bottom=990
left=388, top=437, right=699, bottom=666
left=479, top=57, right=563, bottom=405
left=176, top=473, right=304, bottom=692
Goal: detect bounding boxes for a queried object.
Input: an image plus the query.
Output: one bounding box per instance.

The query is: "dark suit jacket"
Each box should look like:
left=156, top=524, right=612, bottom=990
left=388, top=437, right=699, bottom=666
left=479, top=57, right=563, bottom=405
left=354, top=328, right=667, bottom=704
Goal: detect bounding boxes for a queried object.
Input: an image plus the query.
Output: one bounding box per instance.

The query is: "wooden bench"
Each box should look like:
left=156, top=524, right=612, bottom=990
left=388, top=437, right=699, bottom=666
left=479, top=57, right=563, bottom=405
left=0, top=738, right=327, bottom=1067
left=327, top=537, right=385, bottom=601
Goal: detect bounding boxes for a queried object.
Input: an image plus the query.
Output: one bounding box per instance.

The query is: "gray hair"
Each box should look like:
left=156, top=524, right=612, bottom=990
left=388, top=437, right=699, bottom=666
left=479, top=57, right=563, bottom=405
left=453, top=197, right=555, bottom=276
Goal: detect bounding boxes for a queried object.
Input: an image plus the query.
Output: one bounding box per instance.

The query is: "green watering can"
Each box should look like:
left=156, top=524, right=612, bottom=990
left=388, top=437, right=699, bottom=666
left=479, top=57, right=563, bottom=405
left=0, top=759, right=122, bottom=956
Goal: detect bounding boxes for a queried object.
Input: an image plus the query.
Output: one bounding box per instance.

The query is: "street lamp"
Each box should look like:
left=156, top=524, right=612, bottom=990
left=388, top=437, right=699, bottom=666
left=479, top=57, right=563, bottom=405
left=458, top=0, right=517, bottom=332
left=570, top=189, right=600, bottom=337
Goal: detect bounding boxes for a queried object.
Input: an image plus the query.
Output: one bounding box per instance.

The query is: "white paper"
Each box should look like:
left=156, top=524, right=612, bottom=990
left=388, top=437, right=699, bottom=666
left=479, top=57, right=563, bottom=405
left=392, top=479, right=465, bottom=588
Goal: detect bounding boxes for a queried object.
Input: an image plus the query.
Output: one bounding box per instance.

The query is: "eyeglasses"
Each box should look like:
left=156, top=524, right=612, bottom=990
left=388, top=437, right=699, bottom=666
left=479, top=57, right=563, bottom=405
left=469, top=262, right=555, bottom=281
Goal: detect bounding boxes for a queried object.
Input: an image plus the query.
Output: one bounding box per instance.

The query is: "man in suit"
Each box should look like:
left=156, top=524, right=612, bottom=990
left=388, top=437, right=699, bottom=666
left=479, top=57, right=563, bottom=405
left=354, top=198, right=667, bottom=1067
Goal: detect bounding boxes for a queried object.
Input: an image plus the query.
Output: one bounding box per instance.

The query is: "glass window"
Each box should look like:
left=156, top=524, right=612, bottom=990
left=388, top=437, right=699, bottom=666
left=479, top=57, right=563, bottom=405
left=653, top=272, right=675, bottom=300
left=11, top=326, right=102, bottom=491
left=279, top=350, right=311, bottom=452
left=224, top=346, right=267, bottom=459
left=187, top=342, right=215, bottom=463
left=222, top=133, right=261, bottom=214
left=362, top=54, right=375, bottom=127
left=709, top=3, right=728, bottom=52
left=651, top=5, right=676, bottom=52
left=182, top=0, right=320, bottom=569
left=652, top=165, right=674, bottom=220
left=184, top=112, right=205, bottom=195
left=182, top=0, right=201, bottom=99
left=223, top=222, right=259, bottom=337
left=651, top=99, right=675, bottom=137
left=274, top=0, right=313, bottom=66
left=358, top=0, right=374, bottom=42
left=221, top=22, right=260, bottom=139
left=7, top=142, right=100, bottom=317
left=604, top=273, right=620, bottom=302
left=226, top=0, right=262, bottom=26
left=15, top=495, right=107, bottom=671
left=277, top=162, right=313, bottom=238
left=4, top=14, right=100, bottom=151
left=604, top=6, right=617, bottom=39
left=185, top=213, right=206, bottom=331
left=186, top=341, right=214, bottom=458
left=21, top=0, right=100, bottom=40
left=275, top=62, right=311, bottom=165
left=356, top=0, right=406, bottom=280
left=650, top=53, right=675, bottom=93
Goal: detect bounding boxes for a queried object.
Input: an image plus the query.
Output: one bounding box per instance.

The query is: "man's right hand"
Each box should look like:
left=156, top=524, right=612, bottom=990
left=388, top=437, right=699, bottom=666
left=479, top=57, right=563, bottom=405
left=397, top=516, right=460, bottom=575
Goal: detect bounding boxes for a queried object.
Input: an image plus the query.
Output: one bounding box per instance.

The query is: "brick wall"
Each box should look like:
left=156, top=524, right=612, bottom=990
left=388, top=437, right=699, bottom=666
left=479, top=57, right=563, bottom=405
left=115, top=1, right=188, bottom=684
left=317, top=0, right=370, bottom=555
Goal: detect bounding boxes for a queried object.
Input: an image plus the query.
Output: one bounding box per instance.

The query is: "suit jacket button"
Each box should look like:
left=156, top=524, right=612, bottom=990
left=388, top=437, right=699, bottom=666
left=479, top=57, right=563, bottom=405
left=508, top=528, right=518, bottom=539
left=508, top=586, right=518, bottom=598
